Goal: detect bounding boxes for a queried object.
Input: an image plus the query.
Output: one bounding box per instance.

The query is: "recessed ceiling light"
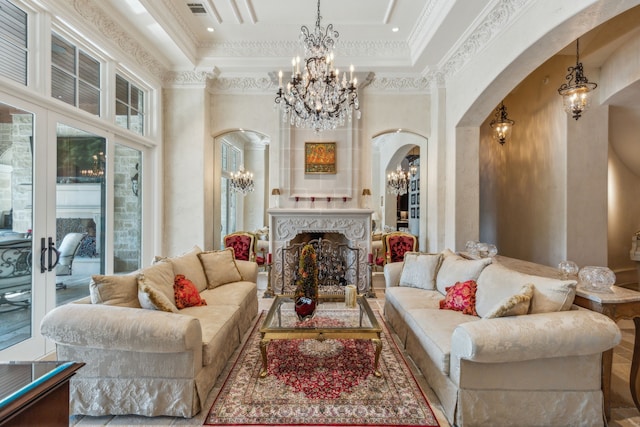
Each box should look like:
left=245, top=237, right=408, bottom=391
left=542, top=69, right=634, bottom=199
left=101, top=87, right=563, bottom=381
left=207, top=27, right=214, bottom=32
left=392, top=27, right=399, bottom=33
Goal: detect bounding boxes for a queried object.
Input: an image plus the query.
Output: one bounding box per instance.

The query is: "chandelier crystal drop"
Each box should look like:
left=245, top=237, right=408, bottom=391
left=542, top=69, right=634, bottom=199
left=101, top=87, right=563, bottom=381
left=386, top=165, right=409, bottom=196
left=557, top=38, right=597, bottom=120
left=230, top=166, right=254, bottom=195
left=274, top=0, right=360, bottom=133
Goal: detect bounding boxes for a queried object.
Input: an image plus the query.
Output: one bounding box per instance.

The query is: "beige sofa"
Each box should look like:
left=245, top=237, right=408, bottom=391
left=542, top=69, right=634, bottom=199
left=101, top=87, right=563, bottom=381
left=41, top=246, right=258, bottom=418
left=383, top=249, right=621, bottom=427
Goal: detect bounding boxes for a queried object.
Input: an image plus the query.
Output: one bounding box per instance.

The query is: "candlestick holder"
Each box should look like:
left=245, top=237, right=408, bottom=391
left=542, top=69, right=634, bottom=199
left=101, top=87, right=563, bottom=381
left=262, top=260, right=275, bottom=298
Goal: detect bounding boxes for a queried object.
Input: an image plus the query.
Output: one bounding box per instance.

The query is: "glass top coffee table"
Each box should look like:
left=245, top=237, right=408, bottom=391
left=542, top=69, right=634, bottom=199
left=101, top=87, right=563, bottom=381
left=259, top=294, right=383, bottom=378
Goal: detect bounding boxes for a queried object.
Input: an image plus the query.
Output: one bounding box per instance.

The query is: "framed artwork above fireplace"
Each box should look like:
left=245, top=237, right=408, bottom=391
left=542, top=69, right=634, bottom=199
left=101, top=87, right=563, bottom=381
left=305, top=142, right=336, bottom=174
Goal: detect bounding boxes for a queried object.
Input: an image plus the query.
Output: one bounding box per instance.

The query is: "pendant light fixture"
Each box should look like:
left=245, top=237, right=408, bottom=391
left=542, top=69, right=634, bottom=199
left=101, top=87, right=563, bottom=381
left=557, top=38, right=598, bottom=120
left=489, top=102, right=515, bottom=145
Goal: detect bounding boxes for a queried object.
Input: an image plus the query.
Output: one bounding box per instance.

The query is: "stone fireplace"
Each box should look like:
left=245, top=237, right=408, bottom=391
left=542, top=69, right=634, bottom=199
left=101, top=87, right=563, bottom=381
left=268, top=208, right=373, bottom=293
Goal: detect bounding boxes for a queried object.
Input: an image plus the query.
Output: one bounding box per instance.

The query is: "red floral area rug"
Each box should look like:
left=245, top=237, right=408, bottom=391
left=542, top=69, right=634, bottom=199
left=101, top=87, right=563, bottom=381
left=204, top=311, right=439, bottom=426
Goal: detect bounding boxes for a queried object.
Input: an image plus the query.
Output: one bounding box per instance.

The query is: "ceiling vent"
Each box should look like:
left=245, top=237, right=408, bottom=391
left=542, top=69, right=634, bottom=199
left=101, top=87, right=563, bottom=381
left=187, top=3, right=207, bottom=15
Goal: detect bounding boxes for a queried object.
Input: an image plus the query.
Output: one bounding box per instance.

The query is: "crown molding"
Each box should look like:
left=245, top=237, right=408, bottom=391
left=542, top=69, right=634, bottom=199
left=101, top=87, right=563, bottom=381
left=366, top=75, right=432, bottom=94
left=439, top=0, right=529, bottom=80
left=406, top=0, right=444, bottom=59
left=139, top=0, right=198, bottom=64
left=162, top=70, right=217, bottom=88
left=208, top=76, right=275, bottom=94
left=68, top=0, right=168, bottom=82
left=199, top=39, right=409, bottom=60
left=207, top=73, right=434, bottom=95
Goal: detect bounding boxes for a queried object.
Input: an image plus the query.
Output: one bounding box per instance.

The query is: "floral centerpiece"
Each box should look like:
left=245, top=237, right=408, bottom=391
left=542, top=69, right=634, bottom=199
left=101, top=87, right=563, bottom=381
left=294, top=244, right=319, bottom=320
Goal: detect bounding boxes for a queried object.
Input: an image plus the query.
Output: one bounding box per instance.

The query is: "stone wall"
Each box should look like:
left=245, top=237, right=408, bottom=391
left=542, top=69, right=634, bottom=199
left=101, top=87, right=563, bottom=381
left=10, top=114, right=32, bottom=234
left=113, top=145, right=141, bottom=273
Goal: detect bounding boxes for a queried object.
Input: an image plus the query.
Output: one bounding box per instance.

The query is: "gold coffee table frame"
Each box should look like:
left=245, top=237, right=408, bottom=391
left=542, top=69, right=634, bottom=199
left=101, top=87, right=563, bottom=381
left=259, top=294, right=383, bottom=378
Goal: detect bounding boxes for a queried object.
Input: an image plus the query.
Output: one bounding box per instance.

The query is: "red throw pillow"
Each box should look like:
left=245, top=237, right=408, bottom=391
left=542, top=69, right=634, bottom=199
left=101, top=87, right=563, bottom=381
left=439, top=280, right=478, bottom=316
left=174, top=274, right=207, bottom=309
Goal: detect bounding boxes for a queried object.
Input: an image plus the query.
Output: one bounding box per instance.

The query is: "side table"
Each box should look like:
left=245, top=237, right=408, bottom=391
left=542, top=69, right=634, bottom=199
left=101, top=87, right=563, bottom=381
left=490, top=255, right=640, bottom=420
left=573, top=287, right=640, bottom=419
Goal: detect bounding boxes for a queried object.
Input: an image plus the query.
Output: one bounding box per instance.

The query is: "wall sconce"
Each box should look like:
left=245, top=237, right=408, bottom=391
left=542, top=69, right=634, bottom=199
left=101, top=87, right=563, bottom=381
left=361, top=188, right=371, bottom=209
left=271, top=188, right=281, bottom=208
left=131, top=163, right=139, bottom=197
left=557, top=38, right=597, bottom=120
left=489, top=102, right=515, bottom=145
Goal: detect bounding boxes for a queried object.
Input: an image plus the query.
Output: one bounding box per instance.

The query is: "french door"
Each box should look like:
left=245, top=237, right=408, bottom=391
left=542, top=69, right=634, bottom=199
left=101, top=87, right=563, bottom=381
left=0, top=96, right=143, bottom=360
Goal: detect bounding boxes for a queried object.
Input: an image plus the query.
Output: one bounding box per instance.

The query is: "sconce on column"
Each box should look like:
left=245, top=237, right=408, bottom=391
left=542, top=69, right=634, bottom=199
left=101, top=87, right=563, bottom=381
left=271, top=188, right=281, bottom=208
left=361, top=188, right=371, bottom=209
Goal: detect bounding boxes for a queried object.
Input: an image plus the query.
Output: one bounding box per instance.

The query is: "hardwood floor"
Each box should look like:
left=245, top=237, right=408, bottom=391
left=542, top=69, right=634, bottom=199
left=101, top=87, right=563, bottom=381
left=4, top=275, right=639, bottom=426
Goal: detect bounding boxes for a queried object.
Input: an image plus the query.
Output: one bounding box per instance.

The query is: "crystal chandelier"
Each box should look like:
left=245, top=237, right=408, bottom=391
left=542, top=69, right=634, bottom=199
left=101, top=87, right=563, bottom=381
left=230, top=166, right=254, bottom=195
left=557, top=38, right=597, bottom=120
left=489, top=102, right=515, bottom=145
left=386, top=165, right=408, bottom=196
left=274, top=0, right=360, bottom=133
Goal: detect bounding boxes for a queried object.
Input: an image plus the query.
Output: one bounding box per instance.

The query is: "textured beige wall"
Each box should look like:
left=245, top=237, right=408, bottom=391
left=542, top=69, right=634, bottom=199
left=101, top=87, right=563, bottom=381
left=361, top=93, right=429, bottom=138
left=162, top=87, right=209, bottom=255
left=480, top=60, right=638, bottom=272
left=479, top=56, right=569, bottom=266
left=608, top=111, right=640, bottom=283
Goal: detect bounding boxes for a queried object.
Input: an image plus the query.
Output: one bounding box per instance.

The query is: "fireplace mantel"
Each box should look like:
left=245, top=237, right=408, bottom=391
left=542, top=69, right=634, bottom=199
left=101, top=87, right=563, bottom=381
left=268, top=208, right=373, bottom=293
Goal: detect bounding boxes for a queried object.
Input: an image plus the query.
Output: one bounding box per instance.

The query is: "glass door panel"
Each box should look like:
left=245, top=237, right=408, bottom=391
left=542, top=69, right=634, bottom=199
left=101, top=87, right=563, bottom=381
left=54, top=124, right=105, bottom=306
left=113, top=144, right=141, bottom=273
left=0, top=102, right=34, bottom=352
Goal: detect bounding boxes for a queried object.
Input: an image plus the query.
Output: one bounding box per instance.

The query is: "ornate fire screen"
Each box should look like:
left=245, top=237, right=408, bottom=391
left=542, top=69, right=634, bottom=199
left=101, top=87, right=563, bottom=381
left=279, top=238, right=360, bottom=296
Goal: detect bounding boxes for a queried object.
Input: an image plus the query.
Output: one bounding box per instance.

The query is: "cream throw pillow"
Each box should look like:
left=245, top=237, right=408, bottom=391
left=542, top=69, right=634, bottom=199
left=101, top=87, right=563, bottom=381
left=399, top=252, right=442, bottom=290
left=435, top=250, right=492, bottom=295
left=155, top=245, right=208, bottom=292
left=475, top=263, right=577, bottom=316
left=483, top=283, right=534, bottom=318
left=198, top=247, right=242, bottom=289
left=137, top=261, right=178, bottom=312
left=90, top=274, right=140, bottom=308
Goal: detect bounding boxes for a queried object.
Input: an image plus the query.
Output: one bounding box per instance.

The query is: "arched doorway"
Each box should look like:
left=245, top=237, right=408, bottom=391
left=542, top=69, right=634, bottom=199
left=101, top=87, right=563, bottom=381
left=213, top=129, right=270, bottom=249
left=371, top=130, right=427, bottom=239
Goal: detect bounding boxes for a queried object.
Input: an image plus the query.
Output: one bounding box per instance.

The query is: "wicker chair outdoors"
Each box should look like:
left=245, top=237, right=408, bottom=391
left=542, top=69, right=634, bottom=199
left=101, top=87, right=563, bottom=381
left=55, top=232, right=87, bottom=290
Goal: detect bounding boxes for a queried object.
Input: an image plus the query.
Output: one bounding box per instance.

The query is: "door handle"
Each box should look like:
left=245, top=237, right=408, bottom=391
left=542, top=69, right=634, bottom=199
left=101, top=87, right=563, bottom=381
left=40, top=237, right=47, bottom=273
left=48, top=237, right=60, bottom=272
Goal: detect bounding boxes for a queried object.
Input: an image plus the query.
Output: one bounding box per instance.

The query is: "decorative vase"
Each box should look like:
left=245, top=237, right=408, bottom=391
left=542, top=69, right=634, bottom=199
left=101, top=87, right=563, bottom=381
left=294, top=244, right=319, bottom=321
left=578, top=266, right=616, bottom=293
left=295, top=296, right=317, bottom=320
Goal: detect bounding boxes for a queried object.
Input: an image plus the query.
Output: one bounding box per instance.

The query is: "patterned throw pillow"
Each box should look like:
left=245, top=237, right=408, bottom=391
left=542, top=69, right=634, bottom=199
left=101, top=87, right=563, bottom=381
left=439, top=280, right=478, bottom=316
left=174, top=274, right=207, bottom=309
left=399, top=252, right=443, bottom=290
left=483, top=283, right=534, bottom=318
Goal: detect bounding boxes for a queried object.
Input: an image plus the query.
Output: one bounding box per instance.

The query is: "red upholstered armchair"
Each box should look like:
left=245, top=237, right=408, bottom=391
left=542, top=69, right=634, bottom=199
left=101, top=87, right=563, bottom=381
left=223, top=232, right=256, bottom=262
left=383, top=231, right=418, bottom=264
